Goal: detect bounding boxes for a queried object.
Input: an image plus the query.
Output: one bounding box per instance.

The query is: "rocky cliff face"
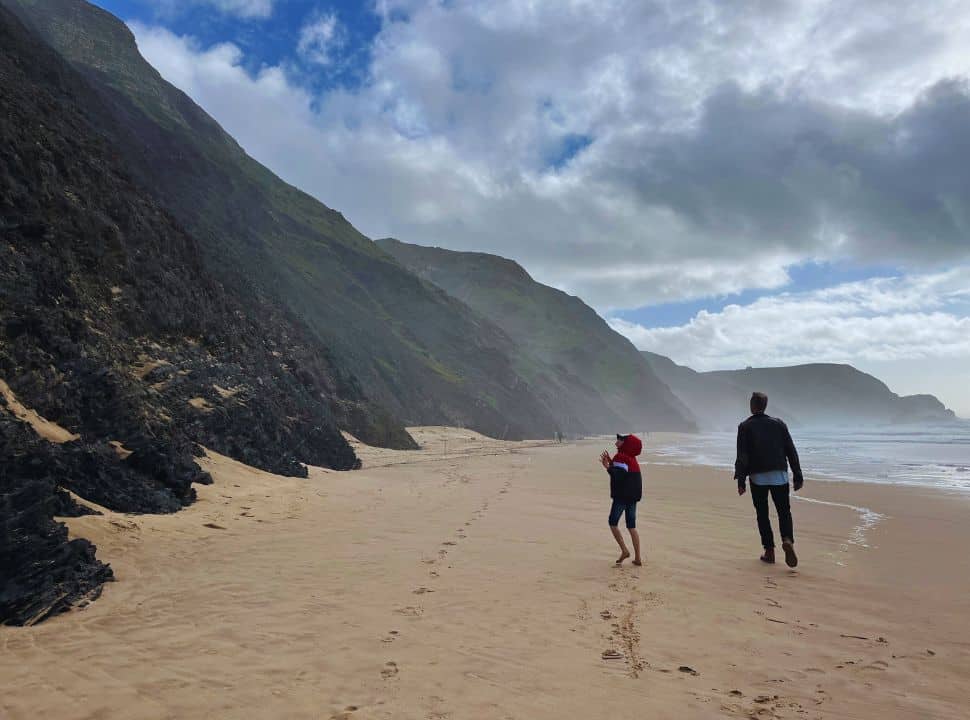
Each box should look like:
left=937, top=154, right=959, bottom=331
left=641, top=352, right=803, bottom=431
left=0, top=4, right=393, bottom=624
left=379, top=240, right=697, bottom=435
left=643, top=353, right=957, bottom=429
left=4, top=0, right=561, bottom=442
left=703, top=364, right=957, bottom=427
left=891, top=394, right=956, bottom=424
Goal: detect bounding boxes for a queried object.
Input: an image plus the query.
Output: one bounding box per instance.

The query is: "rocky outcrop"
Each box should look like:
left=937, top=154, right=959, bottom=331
left=641, top=352, right=801, bottom=431
left=0, top=4, right=395, bottom=624
left=643, top=354, right=957, bottom=429
left=0, top=415, right=114, bottom=626
left=4, top=0, right=562, bottom=442
left=703, top=363, right=957, bottom=427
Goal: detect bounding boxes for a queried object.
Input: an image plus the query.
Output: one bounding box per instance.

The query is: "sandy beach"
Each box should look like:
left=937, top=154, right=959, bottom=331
left=2, top=427, right=969, bottom=719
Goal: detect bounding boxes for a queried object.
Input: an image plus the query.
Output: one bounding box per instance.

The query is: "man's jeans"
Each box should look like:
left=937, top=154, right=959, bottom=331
left=751, top=483, right=793, bottom=549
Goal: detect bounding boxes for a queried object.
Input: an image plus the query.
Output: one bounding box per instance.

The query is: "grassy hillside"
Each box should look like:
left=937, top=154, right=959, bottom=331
left=643, top=352, right=957, bottom=429
left=706, top=364, right=957, bottom=426
left=641, top=352, right=788, bottom=430
left=379, top=239, right=696, bottom=434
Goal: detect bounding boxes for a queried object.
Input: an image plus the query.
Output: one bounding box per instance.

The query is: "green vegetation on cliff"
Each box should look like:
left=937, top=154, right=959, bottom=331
left=5, top=0, right=560, bottom=441
left=378, top=239, right=696, bottom=434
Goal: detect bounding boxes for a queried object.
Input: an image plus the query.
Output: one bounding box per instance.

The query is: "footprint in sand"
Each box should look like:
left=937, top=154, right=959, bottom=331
left=442, top=541, right=457, bottom=546
left=381, top=630, right=400, bottom=643
left=395, top=606, right=424, bottom=617
left=330, top=706, right=359, bottom=720
left=413, top=587, right=435, bottom=595
left=381, top=661, right=399, bottom=679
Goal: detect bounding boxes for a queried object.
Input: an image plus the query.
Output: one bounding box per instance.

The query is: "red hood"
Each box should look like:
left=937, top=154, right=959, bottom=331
left=619, top=434, right=642, bottom=457
left=613, top=434, right=642, bottom=474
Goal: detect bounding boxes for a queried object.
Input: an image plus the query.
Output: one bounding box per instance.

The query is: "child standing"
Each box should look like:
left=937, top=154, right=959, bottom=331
left=599, top=433, right=643, bottom=565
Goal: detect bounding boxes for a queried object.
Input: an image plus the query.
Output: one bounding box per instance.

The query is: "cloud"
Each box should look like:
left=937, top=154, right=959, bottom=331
left=607, top=268, right=970, bottom=371
left=128, top=1, right=970, bottom=311
left=297, top=12, right=343, bottom=66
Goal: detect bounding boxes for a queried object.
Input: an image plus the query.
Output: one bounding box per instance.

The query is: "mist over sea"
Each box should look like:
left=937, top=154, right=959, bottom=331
left=646, top=423, right=970, bottom=492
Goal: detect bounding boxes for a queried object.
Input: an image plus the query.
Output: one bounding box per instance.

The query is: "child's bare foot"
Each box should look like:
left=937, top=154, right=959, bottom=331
left=615, top=550, right=630, bottom=565
left=632, top=558, right=642, bottom=566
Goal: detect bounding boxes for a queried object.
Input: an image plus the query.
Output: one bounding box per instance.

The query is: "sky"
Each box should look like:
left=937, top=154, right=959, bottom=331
left=93, top=0, right=970, bottom=416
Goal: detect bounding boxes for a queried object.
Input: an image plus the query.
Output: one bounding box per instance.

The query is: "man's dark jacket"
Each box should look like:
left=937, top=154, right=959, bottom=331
left=734, top=413, right=803, bottom=486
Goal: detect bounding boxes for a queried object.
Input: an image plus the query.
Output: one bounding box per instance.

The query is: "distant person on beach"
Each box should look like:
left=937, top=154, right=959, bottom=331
left=599, top=434, right=643, bottom=565
left=734, top=392, right=803, bottom=567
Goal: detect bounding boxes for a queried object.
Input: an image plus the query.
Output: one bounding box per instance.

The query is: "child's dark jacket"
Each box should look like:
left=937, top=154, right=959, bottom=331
left=608, top=434, right=643, bottom=503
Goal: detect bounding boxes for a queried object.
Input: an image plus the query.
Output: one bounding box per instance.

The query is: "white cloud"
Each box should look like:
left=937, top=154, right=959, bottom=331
left=129, top=1, right=970, bottom=311
left=608, top=267, right=970, bottom=414
left=607, top=269, right=970, bottom=371
left=126, top=5, right=970, bottom=412
left=297, top=12, right=342, bottom=66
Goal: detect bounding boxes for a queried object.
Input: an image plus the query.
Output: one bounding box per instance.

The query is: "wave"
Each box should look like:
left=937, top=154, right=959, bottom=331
left=646, top=427, right=970, bottom=492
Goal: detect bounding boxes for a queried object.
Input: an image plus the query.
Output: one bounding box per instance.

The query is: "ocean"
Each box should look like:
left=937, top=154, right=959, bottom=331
left=646, top=423, right=970, bottom=493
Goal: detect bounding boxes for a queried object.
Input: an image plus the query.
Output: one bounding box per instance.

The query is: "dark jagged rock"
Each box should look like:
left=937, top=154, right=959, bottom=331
left=0, top=4, right=390, bottom=624
left=51, top=488, right=100, bottom=518
left=0, top=3, right=369, bottom=480
left=4, top=0, right=562, bottom=442
left=0, top=415, right=114, bottom=626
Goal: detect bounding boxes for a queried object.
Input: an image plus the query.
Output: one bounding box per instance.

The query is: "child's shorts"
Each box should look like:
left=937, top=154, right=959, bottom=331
left=608, top=500, right=637, bottom=529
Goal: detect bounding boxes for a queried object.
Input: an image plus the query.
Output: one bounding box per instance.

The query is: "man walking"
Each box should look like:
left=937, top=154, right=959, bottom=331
left=735, top=392, right=803, bottom=567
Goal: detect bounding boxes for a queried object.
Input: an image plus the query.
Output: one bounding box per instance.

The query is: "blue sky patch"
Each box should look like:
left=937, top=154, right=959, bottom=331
left=92, top=0, right=380, bottom=93
left=545, top=133, right=593, bottom=171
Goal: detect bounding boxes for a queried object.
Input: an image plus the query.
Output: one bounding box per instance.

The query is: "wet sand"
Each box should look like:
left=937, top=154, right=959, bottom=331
left=2, top=427, right=969, bottom=719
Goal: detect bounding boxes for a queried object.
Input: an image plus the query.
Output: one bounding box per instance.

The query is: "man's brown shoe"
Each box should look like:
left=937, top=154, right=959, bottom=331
left=782, top=540, right=798, bottom=568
